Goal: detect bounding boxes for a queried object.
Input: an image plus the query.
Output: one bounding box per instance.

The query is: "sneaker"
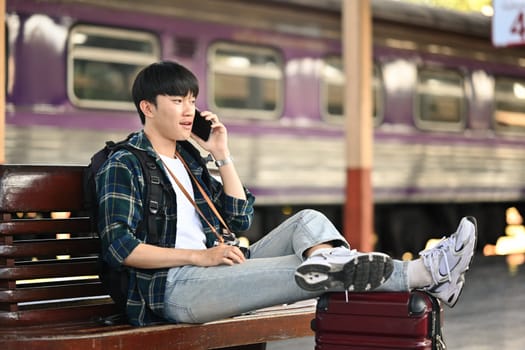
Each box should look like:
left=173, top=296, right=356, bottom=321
left=294, top=247, right=394, bottom=292
left=419, top=216, right=477, bottom=307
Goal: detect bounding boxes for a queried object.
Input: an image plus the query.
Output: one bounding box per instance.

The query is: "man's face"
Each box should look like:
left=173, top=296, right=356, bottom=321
left=147, top=93, right=196, bottom=141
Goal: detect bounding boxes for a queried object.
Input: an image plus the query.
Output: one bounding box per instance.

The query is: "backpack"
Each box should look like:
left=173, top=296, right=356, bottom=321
left=83, top=134, right=167, bottom=321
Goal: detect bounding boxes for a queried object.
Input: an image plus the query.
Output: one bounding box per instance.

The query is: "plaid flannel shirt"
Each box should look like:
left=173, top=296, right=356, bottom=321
left=96, top=130, right=255, bottom=326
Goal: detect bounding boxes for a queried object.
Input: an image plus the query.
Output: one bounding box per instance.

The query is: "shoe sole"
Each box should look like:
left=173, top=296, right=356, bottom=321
left=294, top=253, right=394, bottom=292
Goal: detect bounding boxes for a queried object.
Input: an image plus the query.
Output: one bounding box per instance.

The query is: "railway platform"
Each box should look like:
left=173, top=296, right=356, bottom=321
left=268, top=254, right=525, bottom=349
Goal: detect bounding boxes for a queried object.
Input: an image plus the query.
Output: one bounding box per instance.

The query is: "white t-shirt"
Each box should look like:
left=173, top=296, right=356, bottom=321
left=159, top=154, right=206, bottom=250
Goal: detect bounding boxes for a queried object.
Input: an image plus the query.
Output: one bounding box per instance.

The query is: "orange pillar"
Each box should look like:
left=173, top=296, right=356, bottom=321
left=0, top=0, right=5, bottom=163
left=342, top=0, right=374, bottom=252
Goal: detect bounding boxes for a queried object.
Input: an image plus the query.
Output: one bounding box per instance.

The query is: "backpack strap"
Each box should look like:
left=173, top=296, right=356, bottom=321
left=120, top=145, right=165, bottom=245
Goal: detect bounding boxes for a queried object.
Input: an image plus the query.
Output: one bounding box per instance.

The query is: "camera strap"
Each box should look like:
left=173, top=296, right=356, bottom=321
left=161, top=150, right=234, bottom=244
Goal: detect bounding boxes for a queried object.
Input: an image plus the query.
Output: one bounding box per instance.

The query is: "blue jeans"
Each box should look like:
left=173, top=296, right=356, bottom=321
left=164, top=209, right=408, bottom=323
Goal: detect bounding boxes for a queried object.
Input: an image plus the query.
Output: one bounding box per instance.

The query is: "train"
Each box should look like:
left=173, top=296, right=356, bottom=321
left=5, top=0, right=525, bottom=257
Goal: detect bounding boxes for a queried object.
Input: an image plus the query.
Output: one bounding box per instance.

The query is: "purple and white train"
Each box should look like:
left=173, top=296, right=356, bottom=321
left=6, top=0, right=525, bottom=256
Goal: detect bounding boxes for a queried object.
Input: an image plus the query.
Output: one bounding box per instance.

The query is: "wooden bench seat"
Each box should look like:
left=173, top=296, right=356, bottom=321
left=0, top=165, right=314, bottom=350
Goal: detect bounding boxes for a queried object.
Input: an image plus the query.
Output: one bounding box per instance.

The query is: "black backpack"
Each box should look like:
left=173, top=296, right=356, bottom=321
left=84, top=134, right=167, bottom=322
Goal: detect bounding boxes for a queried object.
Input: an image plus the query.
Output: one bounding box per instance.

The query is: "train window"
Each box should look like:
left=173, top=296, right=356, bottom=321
left=494, top=76, right=525, bottom=133
left=321, top=57, right=383, bottom=125
left=208, top=42, right=283, bottom=119
left=373, top=65, right=384, bottom=123
left=67, top=25, right=160, bottom=110
left=322, top=57, right=344, bottom=118
left=415, top=68, right=465, bottom=131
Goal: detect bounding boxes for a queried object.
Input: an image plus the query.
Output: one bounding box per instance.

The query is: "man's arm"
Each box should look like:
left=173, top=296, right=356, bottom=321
left=98, top=155, right=246, bottom=269
left=192, top=111, right=246, bottom=201
left=124, top=243, right=246, bottom=268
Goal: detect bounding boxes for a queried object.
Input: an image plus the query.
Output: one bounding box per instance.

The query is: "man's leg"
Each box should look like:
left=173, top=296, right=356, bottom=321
left=163, top=209, right=392, bottom=323
left=296, top=216, right=478, bottom=308
left=164, top=254, right=319, bottom=323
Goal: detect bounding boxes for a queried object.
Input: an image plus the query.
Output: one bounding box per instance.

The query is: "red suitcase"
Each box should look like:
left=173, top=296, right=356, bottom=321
left=312, top=291, right=446, bottom=350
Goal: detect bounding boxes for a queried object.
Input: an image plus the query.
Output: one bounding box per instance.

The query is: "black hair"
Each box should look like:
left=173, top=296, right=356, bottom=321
left=131, top=61, right=199, bottom=124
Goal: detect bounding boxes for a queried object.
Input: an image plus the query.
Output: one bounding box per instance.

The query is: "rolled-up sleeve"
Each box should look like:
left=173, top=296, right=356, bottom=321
left=207, top=172, right=255, bottom=232
left=222, top=190, right=255, bottom=232
left=96, top=154, right=144, bottom=268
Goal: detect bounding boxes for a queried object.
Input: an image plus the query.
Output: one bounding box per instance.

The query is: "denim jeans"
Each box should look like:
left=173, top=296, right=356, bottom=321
left=164, top=209, right=408, bottom=323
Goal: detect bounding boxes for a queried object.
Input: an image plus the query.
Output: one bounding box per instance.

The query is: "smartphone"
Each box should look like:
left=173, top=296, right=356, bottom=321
left=192, top=110, right=212, bottom=141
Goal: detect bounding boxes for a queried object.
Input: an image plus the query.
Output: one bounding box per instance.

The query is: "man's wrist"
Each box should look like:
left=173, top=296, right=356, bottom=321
left=214, top=155, right=234, bottom=168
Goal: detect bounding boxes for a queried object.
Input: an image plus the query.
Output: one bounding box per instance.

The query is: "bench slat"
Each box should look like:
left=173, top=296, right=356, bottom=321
left=0, top=165, right=86, bottom=212
left=0, top=260, right=98, bottom=280
left=0, top=238, right=99, bottom=257
left=0, top=218, right=92, bottom=236
left=0, top=308, right=315, bottom=349
left=0, top=301, right=118, bottom=327
left=0, top=281, right=106, bottom=303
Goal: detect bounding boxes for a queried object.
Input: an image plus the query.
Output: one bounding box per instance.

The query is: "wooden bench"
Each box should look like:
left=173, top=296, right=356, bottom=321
left=0, top=164, right=315, bottom=350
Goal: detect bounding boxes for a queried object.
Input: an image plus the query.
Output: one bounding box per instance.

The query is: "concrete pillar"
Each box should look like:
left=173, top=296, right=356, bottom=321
left=0, top=0, right=5, bottom=164
left=342, top=0, right=374, bottom=252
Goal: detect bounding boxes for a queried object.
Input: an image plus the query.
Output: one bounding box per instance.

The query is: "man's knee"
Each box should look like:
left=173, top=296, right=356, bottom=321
left=296, top=209, right=326, bottom=221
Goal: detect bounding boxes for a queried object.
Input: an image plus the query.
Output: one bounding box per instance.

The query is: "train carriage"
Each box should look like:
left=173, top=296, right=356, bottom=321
left=5, top=0, right=525, bottom=257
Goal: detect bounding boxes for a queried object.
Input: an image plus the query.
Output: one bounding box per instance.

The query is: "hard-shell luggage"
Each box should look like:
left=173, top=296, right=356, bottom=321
left=312, top=291, right=446, bottom=349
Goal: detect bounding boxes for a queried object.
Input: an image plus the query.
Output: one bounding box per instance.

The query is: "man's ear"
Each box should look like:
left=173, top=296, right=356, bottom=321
left=139, top=100, right=154, bottom=119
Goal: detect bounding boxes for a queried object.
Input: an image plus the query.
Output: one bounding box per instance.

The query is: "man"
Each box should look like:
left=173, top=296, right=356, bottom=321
left=96, top=61, right=477, bottom=326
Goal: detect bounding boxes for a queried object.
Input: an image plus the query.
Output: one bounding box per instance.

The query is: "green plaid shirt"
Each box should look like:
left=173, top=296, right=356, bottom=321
left=96, top=131, right=255, bottom=326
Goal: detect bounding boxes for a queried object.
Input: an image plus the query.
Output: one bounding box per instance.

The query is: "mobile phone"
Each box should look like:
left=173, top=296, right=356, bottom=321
left=192, top=110, right=212, bottom=141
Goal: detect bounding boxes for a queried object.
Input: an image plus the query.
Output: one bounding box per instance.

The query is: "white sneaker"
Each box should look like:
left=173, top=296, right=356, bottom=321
left=419, top=216, right=477, bottom=307
left=295, top=247, right=394, bottom=292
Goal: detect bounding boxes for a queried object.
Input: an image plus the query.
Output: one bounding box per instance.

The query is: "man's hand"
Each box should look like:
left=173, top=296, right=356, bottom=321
left=194, top=244, right=246, bottom=266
